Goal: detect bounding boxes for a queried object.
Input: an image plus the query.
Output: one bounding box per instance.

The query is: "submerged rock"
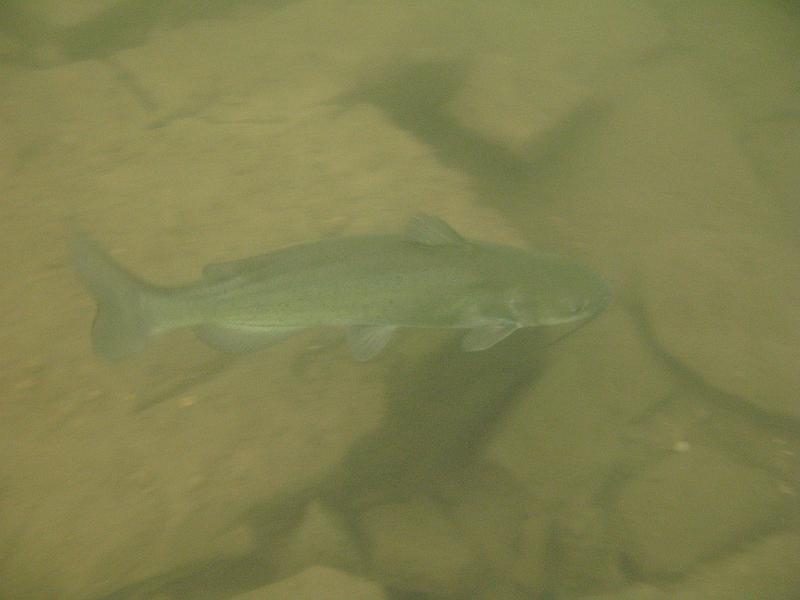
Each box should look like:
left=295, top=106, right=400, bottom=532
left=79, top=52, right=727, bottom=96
left=230, top=566, right=387, bottom=600
left=640, top=229, right=800, bottom=419
left=358, top=497, right=475, bottom=596
left=613, top=446, right=792, bottom=577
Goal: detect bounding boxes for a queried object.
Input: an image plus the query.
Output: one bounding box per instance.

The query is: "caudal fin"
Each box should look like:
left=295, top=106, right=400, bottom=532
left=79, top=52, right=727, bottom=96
left=70, top=233, right=153, bottom=361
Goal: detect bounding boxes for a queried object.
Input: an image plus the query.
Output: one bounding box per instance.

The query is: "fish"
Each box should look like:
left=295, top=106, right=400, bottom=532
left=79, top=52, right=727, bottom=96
left=70, top=214, right=611, bottom=362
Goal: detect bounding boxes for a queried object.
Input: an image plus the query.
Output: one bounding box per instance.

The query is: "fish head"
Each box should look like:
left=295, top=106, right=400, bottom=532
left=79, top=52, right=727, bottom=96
left=507, top=254, right=611, bottom=327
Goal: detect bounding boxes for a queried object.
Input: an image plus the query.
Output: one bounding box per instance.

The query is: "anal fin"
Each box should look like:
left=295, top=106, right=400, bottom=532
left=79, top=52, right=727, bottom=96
left=348, top=325, right=397, bottom=361
left=461, top=324, right=519, bottom=351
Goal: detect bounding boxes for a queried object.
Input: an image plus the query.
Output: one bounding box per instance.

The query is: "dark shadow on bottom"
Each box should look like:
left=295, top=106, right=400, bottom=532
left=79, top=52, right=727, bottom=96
left=92, top=329, right=550, bottom=600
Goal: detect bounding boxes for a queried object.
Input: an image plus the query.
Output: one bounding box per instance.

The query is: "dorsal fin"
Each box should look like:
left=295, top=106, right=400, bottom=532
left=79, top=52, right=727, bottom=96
left=404, top=214, right=465, bottom=246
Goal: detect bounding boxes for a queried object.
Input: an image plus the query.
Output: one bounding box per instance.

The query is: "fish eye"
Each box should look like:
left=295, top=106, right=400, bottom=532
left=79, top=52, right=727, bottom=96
left=571, top=298, right=590, bottom=315
left=560, top=298, right=582, bottom=316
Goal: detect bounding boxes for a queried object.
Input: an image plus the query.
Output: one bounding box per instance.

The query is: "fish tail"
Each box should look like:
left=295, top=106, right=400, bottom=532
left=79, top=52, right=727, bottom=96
left=70, top=233, right=156, bottom=361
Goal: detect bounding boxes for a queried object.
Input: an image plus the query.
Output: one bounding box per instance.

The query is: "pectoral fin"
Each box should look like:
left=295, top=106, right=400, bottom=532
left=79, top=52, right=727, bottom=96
left=405, top=214, right=466, bottom=246
left=348, top=325, right=397, bottom=361
left=195, top=324, right=302, bottom=353
left=461, top=324, right=519, bottom=351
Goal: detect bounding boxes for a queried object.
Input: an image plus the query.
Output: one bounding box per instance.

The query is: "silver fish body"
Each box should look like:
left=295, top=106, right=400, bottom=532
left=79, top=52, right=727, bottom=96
left=71, top=215, right=611, bottom=361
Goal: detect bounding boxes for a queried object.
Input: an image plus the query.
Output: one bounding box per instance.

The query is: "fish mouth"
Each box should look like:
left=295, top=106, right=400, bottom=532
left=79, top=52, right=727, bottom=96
left=580, top=290, right=613, bottom=324
left=596, top=283, right=614, bottom=313
left=547, top=292, right=612, bottom=327
left=514, top=294, right=611, bottom=328
left=535, top=312, right=594, bottom=327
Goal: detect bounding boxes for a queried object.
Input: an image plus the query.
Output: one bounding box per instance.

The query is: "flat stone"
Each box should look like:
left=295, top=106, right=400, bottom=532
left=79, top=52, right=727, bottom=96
left=113, top=0, right=425, bottom=125
left=231, top=566, right=386, bottom=600
left=0, top=345, right=386, bottom=600
left=445, top=463, right=549, bottom=594
left=490, top=305, right=677, bottom=505
left=28, top=0, right=119, bottom=28
left=579, top=584, right=667, bottom=600
left=673, top=531, right=800, bottom=600
left=444, top=0, right=667, bottom=157
left=446, top=52, right=590, bottom=155
left=276, top=501, right=363, bottom=576
left=358, top=497, right=475, bottom=596
left=744, top=120, right=800, bottom=232
left=662, top=1, right=800, bottom=120
left=614, top=446, right=792, bottom=577
left=640, top=229, right=800, bottom=419
left=496, top=61, right=782, bottom=288
left=552, top=501, right=625, bottom=594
